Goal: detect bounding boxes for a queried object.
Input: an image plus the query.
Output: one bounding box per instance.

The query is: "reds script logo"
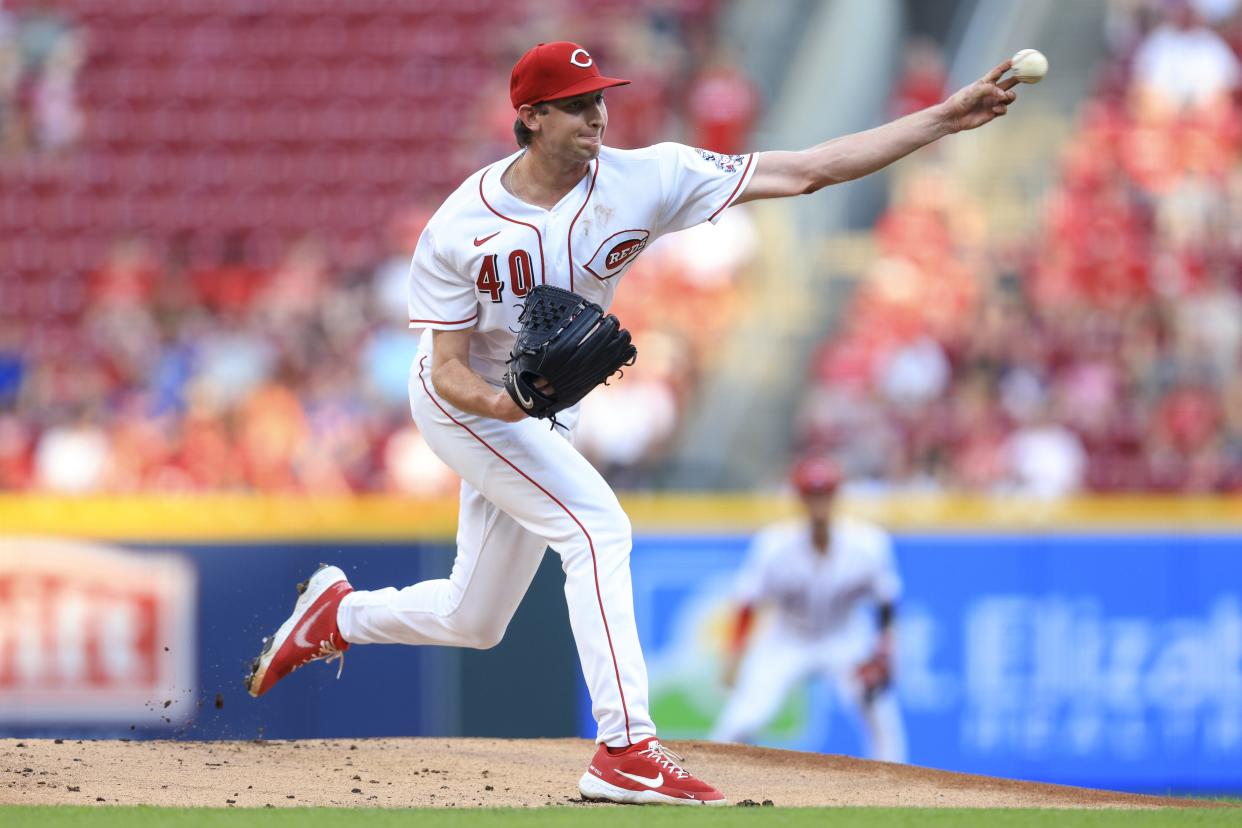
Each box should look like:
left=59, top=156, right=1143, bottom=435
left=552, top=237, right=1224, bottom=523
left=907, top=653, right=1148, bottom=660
left=584, top=229, right=650, bottom=281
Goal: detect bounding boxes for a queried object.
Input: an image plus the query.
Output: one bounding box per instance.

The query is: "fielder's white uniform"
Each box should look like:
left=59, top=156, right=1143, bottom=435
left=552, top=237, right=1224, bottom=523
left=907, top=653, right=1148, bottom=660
left=335, top=142, right=756, bottom=747
left=711, top=517, right=908, bottom=762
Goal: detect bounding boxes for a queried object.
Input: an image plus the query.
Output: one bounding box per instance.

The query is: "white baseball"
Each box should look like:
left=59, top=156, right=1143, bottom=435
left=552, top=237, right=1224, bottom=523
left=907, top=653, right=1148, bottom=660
left=1010, top=48, right=1048, bottom=84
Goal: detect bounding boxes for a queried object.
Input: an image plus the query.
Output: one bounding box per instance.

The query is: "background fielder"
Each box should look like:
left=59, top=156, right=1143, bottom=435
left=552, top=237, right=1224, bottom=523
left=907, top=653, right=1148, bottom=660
left=712, top=457, right=906, bottom=762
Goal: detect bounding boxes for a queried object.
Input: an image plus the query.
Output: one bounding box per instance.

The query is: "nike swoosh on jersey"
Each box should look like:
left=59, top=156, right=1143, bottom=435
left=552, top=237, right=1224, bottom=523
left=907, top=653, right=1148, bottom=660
left=292, top=603, right=329, bottom=648
left=473, top=231, right=501, bottom=247
left=615, top=770, right=664, bottom=788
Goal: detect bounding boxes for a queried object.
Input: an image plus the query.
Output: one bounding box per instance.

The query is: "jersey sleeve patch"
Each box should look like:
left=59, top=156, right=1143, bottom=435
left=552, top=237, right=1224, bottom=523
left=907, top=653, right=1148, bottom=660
left=583, top=229, right=651, bottom=281
left=656, top=142, right=756, bottom=234
left=695, top=148, right=748, bottom=174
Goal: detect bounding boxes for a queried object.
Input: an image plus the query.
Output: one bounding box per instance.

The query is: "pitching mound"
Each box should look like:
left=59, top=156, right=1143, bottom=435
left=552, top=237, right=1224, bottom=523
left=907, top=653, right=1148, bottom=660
left=0, top=738, right=1217, bottom=809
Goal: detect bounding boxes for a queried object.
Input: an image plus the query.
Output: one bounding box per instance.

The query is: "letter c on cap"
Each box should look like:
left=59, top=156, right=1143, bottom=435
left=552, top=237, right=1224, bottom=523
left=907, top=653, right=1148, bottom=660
left=569, top=48, right=593, bottom=68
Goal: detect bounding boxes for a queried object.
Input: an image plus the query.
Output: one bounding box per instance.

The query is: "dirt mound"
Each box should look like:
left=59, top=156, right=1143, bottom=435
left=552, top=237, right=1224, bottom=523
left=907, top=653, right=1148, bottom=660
left=0, top=737, right=1222, bottom=809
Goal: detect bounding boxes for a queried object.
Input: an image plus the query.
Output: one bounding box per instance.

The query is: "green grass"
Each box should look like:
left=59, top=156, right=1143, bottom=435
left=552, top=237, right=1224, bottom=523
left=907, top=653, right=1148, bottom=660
left=3, top=806, right=1240, bottom=828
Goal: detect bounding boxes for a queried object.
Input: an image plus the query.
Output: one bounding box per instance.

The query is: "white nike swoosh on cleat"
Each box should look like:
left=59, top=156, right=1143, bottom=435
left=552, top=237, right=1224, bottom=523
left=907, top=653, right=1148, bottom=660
left=616, top=770, right=663, bottom=788
left=292, top=603, right=329, bottom=648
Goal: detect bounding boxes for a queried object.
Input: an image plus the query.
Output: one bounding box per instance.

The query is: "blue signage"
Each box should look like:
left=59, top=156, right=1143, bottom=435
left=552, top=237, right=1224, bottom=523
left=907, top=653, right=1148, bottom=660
left=614, top=532, right=1242, bottom=794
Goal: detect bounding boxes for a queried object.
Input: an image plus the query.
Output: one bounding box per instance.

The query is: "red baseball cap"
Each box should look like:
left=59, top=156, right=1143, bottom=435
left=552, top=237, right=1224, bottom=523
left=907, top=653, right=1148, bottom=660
left=791, top=456, right=843, bottom=496
left=510, top=41, right=630, bottom=109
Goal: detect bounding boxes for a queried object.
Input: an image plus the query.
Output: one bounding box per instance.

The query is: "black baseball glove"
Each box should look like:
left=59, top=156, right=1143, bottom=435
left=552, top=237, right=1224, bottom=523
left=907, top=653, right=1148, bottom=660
left=503, top=285, right=636, bottom=422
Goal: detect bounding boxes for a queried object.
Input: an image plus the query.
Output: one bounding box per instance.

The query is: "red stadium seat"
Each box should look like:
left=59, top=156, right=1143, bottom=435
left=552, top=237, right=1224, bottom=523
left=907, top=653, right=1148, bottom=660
left=0, top=0, right=613, bottom=296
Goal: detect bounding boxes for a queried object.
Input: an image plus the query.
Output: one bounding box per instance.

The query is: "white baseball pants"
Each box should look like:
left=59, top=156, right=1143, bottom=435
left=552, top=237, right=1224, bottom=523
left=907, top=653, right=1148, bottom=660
left=337, top=356, right=654, bottom=747
left=711, top=628, right=907, bottom=762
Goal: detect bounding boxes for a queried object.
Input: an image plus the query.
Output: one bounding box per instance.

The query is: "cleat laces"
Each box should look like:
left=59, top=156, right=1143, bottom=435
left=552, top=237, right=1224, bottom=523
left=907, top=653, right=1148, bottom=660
left=289, top=634, right=347, bottom=679
left=640, top=742, right=692, bottom=780
left=315, top=636, right=347, bottom=679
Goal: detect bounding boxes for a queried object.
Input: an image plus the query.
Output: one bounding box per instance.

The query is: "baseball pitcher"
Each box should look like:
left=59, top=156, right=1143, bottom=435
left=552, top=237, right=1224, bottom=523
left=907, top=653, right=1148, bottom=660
left=246, top=41, right=1019, bottom=805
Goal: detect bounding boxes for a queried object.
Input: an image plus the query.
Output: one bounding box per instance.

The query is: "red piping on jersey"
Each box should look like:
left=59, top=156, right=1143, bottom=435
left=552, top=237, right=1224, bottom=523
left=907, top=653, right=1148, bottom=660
left=479, top=167, right=547, bottom=285
left=566, top=159, right=599, bottom=292
left=409, top=313, right=479, bottom=326
left=707, top=153, right=755, bottom=223
left=416, top=356, right=633, bottom=743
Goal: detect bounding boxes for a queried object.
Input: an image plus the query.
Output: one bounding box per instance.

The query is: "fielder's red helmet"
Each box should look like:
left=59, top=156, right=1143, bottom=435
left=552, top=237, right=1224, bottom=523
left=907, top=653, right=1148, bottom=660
left=791, top=456, right=843, bottom=496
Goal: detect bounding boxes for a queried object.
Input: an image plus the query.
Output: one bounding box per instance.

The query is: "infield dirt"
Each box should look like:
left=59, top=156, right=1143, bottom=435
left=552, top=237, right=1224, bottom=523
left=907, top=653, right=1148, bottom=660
left=0, top=738, right=1223, bottom=809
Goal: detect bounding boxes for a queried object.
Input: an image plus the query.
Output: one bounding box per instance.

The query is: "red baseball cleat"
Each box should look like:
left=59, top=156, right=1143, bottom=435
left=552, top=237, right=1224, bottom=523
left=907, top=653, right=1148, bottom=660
left=579, top=737, right=727, bottom=806
left=246, top=564, right=353, bottom=698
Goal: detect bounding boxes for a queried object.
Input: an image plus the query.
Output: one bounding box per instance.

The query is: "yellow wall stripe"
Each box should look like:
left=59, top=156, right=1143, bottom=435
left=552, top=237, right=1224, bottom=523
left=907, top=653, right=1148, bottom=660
left=1, top=494, right=1240, bottom=541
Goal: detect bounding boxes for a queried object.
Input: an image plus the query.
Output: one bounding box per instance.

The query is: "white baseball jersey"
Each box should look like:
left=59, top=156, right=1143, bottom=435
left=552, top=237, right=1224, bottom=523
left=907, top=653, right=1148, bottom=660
left=733, top=517, right=901, bottom=642
left=407, top=143, right=756, bottom=383
left=337, top=141, right=755, bottom=750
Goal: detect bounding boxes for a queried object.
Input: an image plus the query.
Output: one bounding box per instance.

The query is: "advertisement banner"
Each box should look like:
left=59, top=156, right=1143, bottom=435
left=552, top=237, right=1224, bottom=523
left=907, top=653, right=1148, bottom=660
left=619, top=532, right=1242, bottom=794
left=0, top=538, right=197, bottom=724
left=0, top=540, right=459, bottom=740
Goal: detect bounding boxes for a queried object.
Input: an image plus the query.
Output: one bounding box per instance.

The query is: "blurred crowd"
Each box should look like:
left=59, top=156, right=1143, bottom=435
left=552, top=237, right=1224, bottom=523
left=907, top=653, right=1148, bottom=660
left=800, top=0, right=1242, bottom=495
left=0, top=0, right=84, bottom=155
left=0, top=0, right=760, bottom=494
left=19, top=0, right=1242, bottom=497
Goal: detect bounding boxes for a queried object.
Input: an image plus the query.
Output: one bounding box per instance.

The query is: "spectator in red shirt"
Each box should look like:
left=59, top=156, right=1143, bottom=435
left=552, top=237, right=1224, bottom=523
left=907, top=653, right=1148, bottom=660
left=686, top=48, right=760, bottom=154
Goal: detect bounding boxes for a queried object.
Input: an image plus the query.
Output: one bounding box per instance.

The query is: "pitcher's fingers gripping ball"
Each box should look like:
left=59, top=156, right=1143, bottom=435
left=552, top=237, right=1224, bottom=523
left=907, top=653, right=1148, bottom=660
left=503, top=284, right=637, bottom=424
